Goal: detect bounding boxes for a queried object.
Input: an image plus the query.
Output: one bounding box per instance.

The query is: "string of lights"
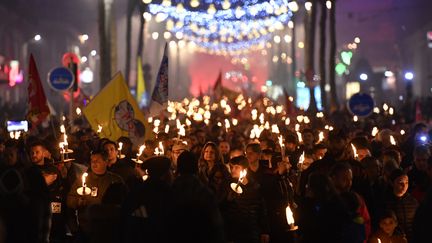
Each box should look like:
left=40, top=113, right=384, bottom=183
left=148, top=0, right=290, bottom=21
left=185, top=34, right=270, bottom=53
left=167, top=13, right=291, bottom=41
left=144, top=0, right=299, bottom=53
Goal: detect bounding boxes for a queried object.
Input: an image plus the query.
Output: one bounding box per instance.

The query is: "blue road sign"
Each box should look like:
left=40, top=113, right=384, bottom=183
left=48, top=67, right=74, bottom=91
left=348, top=93, right=375, bottom=117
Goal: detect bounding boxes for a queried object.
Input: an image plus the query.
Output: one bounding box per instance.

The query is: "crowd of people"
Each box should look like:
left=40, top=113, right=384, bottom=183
left=0, top=95, right=432, bottom=243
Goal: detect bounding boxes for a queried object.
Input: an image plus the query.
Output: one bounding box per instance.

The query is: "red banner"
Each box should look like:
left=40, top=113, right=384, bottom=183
left=27, top=54, right=50, bottom=127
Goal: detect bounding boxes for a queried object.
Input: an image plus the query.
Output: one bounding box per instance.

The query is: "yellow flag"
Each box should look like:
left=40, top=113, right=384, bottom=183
left=83, top=72, right=150, bottom=144
left=136, top=57, right=146, bottom=105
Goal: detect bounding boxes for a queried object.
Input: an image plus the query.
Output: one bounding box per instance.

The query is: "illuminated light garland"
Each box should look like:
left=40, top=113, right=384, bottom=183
left=190, top=0, right=200, bottom=8
left=222, top=0, right=231, bottom=9
left=149, top=1, right=290, bottom=22
left=149, top=1, right=295, bottom=24
left=168, top=13, right=291, bottom=41
left=189, top=34, right=269, bottom=51
left=147, top=0, right=295, bottom=53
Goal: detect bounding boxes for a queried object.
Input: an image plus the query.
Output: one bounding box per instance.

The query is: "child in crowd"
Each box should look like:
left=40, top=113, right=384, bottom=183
left=368, top=210, right=407, bottom=243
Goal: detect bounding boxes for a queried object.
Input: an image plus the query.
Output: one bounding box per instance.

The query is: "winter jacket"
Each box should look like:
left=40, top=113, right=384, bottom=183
left=67, top=171, right=124, bottom=234
left=222, top=178, right=270, bottom=243
left=382, top=192, right=418, bottom=242
left=163, top=174, right=225, bottom=243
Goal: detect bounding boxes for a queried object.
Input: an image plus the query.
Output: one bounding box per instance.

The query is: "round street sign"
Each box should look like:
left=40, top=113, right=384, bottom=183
left=48, top=67, right=74, bottom=91
left=348, top=93, right=375, bottom=117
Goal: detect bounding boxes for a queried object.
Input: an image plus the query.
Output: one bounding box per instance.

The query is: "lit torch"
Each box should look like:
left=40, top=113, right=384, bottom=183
left=134, top=145, right=145, bottom=164
left=97, top=124, right=103, bottom=135
left=286, top=205, right=298, bottom=231
left=351, top=143, right=359, bottom=160
left=230, top=169, right=247, bottom=194
left=317, top=131, right=324, bottom=144
left=59, top=142, right=65, bottom=162
left=298, top=151, right=305, bottom=171
left=371, top=127, right=379, bottom=137
left=390, top=135, right=396, bottom=146
left=118, top=142, right=123, bottom=158
left=278, top=135, right=285, bottom=158
left=77, top=172, right=91, bottom=195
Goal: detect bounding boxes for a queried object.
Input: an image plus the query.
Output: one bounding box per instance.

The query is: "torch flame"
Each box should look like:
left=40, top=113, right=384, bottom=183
left=239, top=169, right=247, bottom=182
left=259, top=113, right=265, bottom=124
left=63, top=133, right=68, bottom=146
left=298, top=151, right=305, bottom=165
left=137, top=145, right=145, bottom=157
left=286, top=205, right=295, bottom=225
left=178, top=125, right=186, bottom=137
left=297, top=132, right=303, bottom=143
left=390, top=135, right=396, bottom=145
left=224, top=119, right=231, bottom=129
left=371, top=127, right=379, bottom=137
left=185, top=118, right=192, bottom=126
left=318, top=131, right=324, bottom=143
left=97, top=125, right=103, bottom=133
left=232, top=118, right=238, bottom=126
left=158, top=142, right=164, bottom=155
left=82, top=172, right=88, bottom=188
left=351, top=143, right=358, bottom=159
left=278, top=135, right=284, bottom=148
left=272, top=124, right=280, bottom=134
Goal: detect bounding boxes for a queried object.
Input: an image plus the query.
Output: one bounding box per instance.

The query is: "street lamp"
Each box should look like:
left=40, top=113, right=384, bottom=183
left=404, top=71, right=414, bottom=101
left=359, top=73, right=368, bottom=81
left=34, top=34, right=42, bottom=41
left=288, top=1, right=299, bottom=12
left=404, top=71, right=414, bottom=80
left=22, top=34, right=43, bottom=65
left=78, top=34, right=89, bottom=44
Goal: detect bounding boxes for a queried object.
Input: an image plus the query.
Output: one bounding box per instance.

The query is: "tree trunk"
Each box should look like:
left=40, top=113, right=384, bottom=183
left=329, top=0, right=339, bottom=111
left=125, top=0, right=136, bottom=82
left=319, top=0, right=328, bottom=112
left=290, top=15, right=297, bottom=100
left=110, top=1, right=117, bottom=76
left=137, top=4, right=146, bottom=56
left=306, top=0, right=318, bottom=113
left=98, top=0, right=112, bottom=88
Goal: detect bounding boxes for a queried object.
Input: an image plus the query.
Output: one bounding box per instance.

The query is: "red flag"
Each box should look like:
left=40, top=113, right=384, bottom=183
left=27, top=54, right=50, bottom=127
left=213, top=71, right=223, bottom=100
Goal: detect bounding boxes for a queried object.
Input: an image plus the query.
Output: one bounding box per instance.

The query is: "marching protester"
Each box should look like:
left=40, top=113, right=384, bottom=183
left=67, top=150, right=126, bottom=242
